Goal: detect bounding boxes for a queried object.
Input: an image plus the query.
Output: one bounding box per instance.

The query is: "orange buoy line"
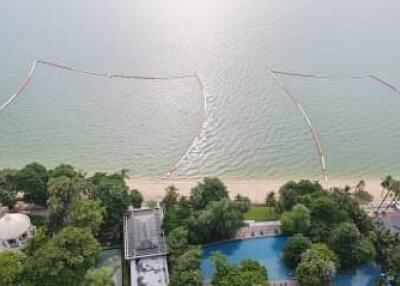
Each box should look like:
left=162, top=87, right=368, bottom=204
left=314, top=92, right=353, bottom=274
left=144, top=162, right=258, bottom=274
left=0, top=60, right=207, bottom=178
left=270, top=69, right=367, bottom=79
left=270, top=71, right=328, bottom=181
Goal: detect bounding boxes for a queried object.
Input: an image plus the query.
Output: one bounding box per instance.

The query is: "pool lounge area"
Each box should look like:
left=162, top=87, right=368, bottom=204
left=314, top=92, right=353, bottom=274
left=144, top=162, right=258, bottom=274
left=201, top=236, right=380, bottom=286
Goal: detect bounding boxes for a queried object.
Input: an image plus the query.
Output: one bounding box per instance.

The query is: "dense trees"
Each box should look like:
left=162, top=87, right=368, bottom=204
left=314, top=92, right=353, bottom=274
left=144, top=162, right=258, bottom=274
left=328, top=223, right=375, bottom=269
left=69, top=199, right=104, bottom=234
left=15, top=163, right=49, bottom=205
left=0, top=169, right=17, bottom=208
left=296, top=243, right=339, bottom=286
left=276, top=179, right=390, bottom=284
left=265, top=191, right=277, bottom=207
left=283, top=234, right=312, bottom=268
left=211, top=252, right=268, bottom=286
left=280, top=204, right=311, bottom=234
left=168, top=248, right=203, bottom=286
left=164, top=178, right=249, bottom=284
left=0, top=251, right=26, bottom=286
left=190, top=177, right=228, bottom=210
left=89, top=172, right=143, bottom=241
left=278, top=180, right=324, bottom=211
left=24, top=226, right=101, bottom=286
left=188, top=198, right=244, bottom=243
left=82, top=267, right=114, bottom=286
left=0, top=163, right=147, bottom=286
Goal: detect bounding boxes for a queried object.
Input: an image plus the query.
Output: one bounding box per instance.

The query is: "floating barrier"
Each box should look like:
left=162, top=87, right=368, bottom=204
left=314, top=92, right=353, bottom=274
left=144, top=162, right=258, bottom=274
left=270, top=71, right=328, bottom=181
left=0, top=60, right=207, bottom=178
left=368, top=74, right=400, bottom=96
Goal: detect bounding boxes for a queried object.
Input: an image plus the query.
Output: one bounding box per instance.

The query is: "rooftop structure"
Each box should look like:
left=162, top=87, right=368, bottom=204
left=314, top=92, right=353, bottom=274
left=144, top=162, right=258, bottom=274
left=123, top=206, right=169, bottom=286
left=0, top=209, right=36, bottom=252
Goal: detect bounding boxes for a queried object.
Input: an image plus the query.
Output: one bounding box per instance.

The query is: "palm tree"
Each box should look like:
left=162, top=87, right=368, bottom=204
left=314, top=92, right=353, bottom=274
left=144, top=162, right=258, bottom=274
left=384, top=180, right=400, bottom=212
left=377, top=176, right=394, bottom=211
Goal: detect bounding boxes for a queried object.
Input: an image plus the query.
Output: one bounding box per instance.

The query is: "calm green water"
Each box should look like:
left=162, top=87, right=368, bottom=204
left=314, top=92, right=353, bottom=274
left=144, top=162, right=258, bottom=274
left=1, top=0, right=400, bottom=180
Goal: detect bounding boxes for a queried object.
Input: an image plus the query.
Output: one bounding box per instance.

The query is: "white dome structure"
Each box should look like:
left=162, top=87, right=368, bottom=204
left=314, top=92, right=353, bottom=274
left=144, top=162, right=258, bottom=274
left=0, top=211, right=35, bottom=252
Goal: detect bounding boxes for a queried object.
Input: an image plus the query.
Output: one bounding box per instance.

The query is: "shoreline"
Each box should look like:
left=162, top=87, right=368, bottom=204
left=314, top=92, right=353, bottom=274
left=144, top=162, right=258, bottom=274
left=126, top=177, right=386, bottom=204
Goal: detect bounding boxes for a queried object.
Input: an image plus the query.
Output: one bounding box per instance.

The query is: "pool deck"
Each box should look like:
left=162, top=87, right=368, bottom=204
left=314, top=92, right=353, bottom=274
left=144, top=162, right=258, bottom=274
left=235, top=220, right=281, bottom=239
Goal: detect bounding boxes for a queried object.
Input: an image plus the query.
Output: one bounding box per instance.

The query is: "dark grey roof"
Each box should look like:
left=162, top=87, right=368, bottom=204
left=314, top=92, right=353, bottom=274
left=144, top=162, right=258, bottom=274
left=124, top=207, right=168, bottom=260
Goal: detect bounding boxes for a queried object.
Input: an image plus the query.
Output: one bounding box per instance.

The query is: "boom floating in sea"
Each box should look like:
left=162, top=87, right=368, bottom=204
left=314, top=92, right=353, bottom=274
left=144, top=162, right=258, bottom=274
left=269, top=70, right=328, bottom=181
left=0, top=60, right=208, bottom=178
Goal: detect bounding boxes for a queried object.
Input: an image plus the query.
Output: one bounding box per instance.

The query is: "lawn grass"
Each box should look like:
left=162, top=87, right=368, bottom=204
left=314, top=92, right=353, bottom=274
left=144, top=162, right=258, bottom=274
left=244, top=205, right=279, bottom=221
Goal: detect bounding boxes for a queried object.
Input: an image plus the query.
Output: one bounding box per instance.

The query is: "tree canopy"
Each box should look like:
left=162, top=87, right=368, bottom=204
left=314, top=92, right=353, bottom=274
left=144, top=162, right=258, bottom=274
left=296, top=243, right=339, bottom=286
left=190, top=177, right=228, bottom=210
left=69, top=198, right=104, bottom=234
left=82, top=267, right=115, bottom=286
left=15, top=163, right=49, bottom=206
left=283, top=234, right=312, bottom=268
left=280, top=204, right=311, bottom=234
left=168, top=247, right=203, bottom=286
left=211, top=252, right=268, bottom=286
left=188, top=198, right=243, bottom=244
left=0, top=251, right=26, bottom=286
left=328, top=222, right=375, bottom=269
left=24, top=226, right=101, bottom=286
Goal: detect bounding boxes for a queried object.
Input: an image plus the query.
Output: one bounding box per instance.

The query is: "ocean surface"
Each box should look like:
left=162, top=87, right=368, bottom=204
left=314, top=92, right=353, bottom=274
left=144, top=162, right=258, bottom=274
left=1, top=0, right=400, bottom=181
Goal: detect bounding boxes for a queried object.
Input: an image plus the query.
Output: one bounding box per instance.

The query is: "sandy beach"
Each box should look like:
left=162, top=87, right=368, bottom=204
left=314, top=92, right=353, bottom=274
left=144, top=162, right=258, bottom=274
left=126, top=177, right=385, bottom=204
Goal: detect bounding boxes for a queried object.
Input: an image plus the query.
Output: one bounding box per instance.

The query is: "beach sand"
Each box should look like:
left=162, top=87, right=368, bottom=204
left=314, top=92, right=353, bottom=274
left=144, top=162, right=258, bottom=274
left=126, top=178, right=385, bottom=204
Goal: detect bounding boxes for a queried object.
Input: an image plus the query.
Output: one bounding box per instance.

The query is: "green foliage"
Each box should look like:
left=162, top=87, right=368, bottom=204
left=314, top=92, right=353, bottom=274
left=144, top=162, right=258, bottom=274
left=163, top=185, right=179, bottom=209
left=296, top=243, right=339, bottom=286
left=24, top=226, right=50, bottom=256
left=211, top=252, right=268, bottom=286
left=168, top=247, right=203, bottom=286
left=278, top=180, right=324, bottom=211
left=233, top=194, right=251, bottom=213
left=283, top=234, right=312, bottom=268
left=188, top=198, right=243, bottom=244
left=310, top=195, right=348, bottom=227
left=129, top=189, right=143, bottom=208
left=82, top=267, right=115, bottom=286
left=0, top=251, right=26, bottom=286
left=371, top=229, right=400, bottom=271
left=89, top=172, right=142, bottom=241
left=387, top=245, right=400, bottom=282
left=15, top=163, right=49, bottom=205
left=167, top=226, right=190, bottom=259
left=265, top=191, right=277, bottom=207
left=0, top=169, right=17, bottom=208
left=243, top=206, right=279, bottom=221
left=47, top=175, right=90, bottom=232
left=190, top=177, right=228, bottom=210
left=281, top=204, right=311, bottom=234
left=69, top=199, right=104, bottom=234
left=24, top=226, right=101, bottom=286
left=50, top=164, right=80, bottom=179
left=163, top=200, right=191, bottom=234
left=329, top=222, right=376, bottom=269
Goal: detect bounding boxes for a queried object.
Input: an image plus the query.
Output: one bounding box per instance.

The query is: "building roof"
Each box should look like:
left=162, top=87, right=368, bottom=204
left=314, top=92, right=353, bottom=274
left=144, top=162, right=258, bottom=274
left=0, top=213, right=32, bottom=240
left=124, top=207, right=168, bottom=260
left=131, top=256, right=169, bottom=286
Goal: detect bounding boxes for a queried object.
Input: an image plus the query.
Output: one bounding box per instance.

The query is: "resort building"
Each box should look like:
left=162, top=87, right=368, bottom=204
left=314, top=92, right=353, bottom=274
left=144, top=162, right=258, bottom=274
left=123, top=205, right=169, bottom=286
left=0, top=208, right=36, bottom=252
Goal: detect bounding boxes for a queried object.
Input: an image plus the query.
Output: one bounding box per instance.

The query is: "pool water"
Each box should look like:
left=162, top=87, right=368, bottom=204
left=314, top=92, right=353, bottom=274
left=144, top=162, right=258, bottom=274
left=201, top=236, right=380, bottom=285
left=201, top=236, right=292, bottom=280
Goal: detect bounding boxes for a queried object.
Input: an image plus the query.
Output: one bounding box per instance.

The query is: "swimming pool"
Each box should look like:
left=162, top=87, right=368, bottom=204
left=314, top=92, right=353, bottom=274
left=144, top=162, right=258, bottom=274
left=201, top=236, right=292, bottom=280
left=201, top=236, right=380, bottom=285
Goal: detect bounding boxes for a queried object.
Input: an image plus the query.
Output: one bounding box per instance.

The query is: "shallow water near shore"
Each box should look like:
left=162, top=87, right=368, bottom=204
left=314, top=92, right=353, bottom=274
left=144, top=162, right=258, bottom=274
left=1, top=0, right=400, bottom=181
